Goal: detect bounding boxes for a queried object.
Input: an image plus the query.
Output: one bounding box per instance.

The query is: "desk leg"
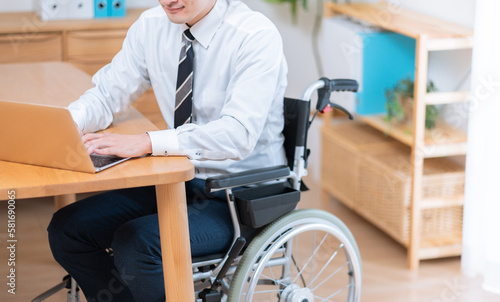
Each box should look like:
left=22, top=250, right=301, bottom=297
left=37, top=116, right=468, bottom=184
left=156, top=182, right=195, bottom=301
left=54, top=194, right=76, bottom=210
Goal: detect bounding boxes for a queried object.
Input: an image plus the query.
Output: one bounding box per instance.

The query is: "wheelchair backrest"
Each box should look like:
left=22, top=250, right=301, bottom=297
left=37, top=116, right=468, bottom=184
left=283, top=97, right=311, bottom=172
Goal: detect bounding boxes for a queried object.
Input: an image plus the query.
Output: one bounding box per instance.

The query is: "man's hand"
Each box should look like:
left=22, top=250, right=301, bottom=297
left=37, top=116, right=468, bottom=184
left=83, top=133, right=153, bottom=158
left=75, top=123, right=84, bottom=137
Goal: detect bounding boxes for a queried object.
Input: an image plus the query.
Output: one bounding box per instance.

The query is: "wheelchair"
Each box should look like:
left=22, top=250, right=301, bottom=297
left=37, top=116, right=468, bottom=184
left=32, top=78, right=362, bottom=302
left=193, top=78, right=362, bottom=302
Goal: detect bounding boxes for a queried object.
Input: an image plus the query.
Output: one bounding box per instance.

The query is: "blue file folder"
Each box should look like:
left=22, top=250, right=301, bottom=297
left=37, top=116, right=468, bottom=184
left=108, top=0, right=126, bottom=17
left=356, top=32, right=416, bottom=115
left=94, top=0, right=107, bottom=18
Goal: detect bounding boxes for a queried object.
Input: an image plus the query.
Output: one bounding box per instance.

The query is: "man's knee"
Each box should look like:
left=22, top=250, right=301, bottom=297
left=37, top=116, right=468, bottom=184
left=111, top=221, right=139, bottom=262
left=47, top=205, right=81, bottom=259
left=112, top=217, right=161, bottom=269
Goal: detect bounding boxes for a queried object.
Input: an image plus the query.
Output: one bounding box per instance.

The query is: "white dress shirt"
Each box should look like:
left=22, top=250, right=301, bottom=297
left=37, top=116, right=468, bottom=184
left=68, top=0, right=288, bottom=178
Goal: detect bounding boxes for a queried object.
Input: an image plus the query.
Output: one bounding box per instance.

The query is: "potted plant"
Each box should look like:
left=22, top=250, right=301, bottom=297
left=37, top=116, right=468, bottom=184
left=264, top=0, right=308, bottom=21
left=385, top=76, right=439, bottom=130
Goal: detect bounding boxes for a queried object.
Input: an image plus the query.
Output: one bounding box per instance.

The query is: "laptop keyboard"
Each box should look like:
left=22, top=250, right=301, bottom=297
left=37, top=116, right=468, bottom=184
left=90, top=154, right=126, bottom=168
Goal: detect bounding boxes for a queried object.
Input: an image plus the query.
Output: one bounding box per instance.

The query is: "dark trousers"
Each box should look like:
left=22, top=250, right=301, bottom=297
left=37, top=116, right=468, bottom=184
left=47, top=179, right=234, bottom=302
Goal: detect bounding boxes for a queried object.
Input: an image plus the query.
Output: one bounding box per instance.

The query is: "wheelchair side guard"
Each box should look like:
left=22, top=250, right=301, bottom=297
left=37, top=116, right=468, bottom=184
left=232, top=182, right=300, bottom=228
left=205, top=165, right=290, bottom=192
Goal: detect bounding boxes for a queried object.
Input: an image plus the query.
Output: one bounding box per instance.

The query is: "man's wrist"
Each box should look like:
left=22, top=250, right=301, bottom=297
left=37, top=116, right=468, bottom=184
left=143, top=132, right=153, bottom=155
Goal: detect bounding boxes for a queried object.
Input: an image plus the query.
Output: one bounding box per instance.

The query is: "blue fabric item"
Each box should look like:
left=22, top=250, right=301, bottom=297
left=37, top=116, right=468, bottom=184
left=47, top=179, right=233, bottom=302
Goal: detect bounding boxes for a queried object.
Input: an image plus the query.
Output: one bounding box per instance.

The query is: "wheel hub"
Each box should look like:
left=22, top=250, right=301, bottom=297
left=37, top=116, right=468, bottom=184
left=280, top=284, right=315, bottom=302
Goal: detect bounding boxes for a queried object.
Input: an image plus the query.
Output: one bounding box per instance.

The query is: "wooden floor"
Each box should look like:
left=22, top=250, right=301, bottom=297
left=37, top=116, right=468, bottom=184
left=0, top=177, right=498, bottom=302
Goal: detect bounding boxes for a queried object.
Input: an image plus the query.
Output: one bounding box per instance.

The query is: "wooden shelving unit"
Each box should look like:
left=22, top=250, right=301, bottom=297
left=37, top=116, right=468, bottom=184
left=324, top=2, right=473, bottom=268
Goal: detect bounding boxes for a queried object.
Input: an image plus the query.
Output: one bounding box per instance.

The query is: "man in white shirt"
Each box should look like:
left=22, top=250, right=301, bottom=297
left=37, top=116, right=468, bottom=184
left=47, top=0, right=287, bottom=301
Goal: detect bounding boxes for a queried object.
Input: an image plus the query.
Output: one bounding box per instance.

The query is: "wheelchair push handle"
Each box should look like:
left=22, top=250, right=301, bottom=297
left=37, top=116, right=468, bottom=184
left=316, top=77, right=358, bottom=120
left=325, top=78, right=359, bottom=92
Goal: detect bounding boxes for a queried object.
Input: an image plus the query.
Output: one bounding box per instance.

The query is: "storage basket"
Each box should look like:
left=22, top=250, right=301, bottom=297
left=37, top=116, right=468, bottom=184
left=321, top=121, right=401, bottom=208
left=233, top=182, right=300, bottom=228
left=420, top=206, right=463, bottom=246
left=356, top=145, right=465, bottom=246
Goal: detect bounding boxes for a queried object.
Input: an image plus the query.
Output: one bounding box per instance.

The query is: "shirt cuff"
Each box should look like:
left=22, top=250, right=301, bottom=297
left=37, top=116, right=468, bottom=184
left=146, top=129, right=180, bottom=156
left=67, top=103, right=86, bottom=133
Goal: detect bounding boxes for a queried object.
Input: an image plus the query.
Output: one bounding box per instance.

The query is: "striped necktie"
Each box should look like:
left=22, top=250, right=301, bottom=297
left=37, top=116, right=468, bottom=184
left=175, top=29, right=195, bottom=128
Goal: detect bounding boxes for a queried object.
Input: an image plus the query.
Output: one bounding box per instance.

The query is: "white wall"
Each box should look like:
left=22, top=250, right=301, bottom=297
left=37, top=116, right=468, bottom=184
left=244, top=0, right=320, bottom=98
left=0, top=1, right=34, bottom=12
left=393, top=0, right=475, bottom=28
left=0, top=0, right=158, bottom=12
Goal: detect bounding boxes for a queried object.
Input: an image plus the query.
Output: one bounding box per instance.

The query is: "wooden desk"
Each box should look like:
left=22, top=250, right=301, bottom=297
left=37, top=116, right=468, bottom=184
left=0, top=62, right=196, bottom=301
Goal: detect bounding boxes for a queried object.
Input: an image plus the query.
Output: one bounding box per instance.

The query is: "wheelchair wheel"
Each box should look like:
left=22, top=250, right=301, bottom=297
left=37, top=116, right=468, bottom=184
left=227, top=209, right=362, bottom=302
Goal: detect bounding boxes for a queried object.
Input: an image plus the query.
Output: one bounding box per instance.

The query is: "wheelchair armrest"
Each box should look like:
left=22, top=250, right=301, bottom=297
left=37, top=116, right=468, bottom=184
left=205, top=165, right=290, bottom=192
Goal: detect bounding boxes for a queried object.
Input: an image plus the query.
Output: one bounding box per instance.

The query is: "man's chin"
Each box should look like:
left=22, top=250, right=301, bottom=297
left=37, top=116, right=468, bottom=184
left=163, top=9, right=188, bottom=24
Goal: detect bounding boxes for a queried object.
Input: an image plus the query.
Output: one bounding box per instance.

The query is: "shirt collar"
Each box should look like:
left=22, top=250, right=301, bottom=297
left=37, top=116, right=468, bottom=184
left=180, top=0, right=227, bottom=49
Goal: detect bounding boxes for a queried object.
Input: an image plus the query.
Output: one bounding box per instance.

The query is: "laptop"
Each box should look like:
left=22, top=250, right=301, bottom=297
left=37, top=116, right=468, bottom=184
left=0, top=100, right=131, bottom=173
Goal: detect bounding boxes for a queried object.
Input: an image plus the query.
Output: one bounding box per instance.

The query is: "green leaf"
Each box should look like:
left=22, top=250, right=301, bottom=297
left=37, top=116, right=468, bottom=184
left=262, top=0, right=307, bottom=23
left=385, top=77, right=440, bottom=129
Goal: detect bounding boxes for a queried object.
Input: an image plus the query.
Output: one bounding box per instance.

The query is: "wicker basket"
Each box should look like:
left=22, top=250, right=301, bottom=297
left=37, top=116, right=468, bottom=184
left=321, top=121, right=400, bottom=208
left=356, top=146, right=464, bottom=246
left=322, top=122, right=465, bottom=247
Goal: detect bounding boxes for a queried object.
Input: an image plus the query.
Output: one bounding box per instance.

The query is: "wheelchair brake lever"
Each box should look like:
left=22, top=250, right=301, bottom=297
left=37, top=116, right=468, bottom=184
left=212, top=237, right=246, bottom=287
left=199, top=237, right=246, bottom=301
left=322, top=103, right=354, bottom=120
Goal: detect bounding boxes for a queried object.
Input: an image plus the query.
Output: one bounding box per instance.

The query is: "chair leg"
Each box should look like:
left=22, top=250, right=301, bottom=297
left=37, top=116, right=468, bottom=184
left=31, top=275, right=80, bottom=302
left=68, top=277, right=80, bottom=302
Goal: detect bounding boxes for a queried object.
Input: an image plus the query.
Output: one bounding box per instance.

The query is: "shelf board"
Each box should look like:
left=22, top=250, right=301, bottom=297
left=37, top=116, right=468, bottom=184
left=358, top=114, right=413, bottom=145
left=358, top=115, right=468, bottom=157
left=422, top=142, right=468, bottom=158
left=427, top=37, right=474, bottom=51
left=419, top=243, right=462, bottom=259
left=425, top=91, right=470, bottom=105
left=421, top=195, right=464, bottom=209
left=324, top=2, right=473, bottom=41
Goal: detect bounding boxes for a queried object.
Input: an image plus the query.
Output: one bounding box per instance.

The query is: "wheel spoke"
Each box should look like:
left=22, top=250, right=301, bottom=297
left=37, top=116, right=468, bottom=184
left=248, top=288, right=283, bottom=295
left=259, top=272, right=288, bottom=288
left=307, top=242, right=344, bottom=288
left=310, top=230, right=317, bottom=288
left=311, top=260, right=350, bottom=292
left=314, top=295, right=334, bottom=302
left=320, top=283, right=353, bottom=301
left=291, top=254, right=307, bottom=287
left=292, top=233, right=329, bottom=284
left=266, top=262, right=281, bottom=293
